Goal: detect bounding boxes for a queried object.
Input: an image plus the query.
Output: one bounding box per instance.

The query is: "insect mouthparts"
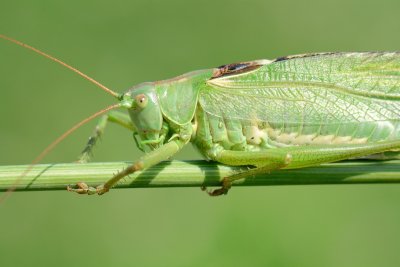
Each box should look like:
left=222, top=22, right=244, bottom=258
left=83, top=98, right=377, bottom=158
left=120, top=95, right=135, bottom=109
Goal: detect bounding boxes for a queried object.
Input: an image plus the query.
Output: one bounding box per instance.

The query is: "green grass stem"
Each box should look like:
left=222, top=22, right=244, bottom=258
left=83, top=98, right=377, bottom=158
left=0, top=160, right=399, bottom=192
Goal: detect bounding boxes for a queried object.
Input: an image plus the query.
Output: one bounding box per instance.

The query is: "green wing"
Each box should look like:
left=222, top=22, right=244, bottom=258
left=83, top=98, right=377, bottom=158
left=201, top=53, right=400, bottom=128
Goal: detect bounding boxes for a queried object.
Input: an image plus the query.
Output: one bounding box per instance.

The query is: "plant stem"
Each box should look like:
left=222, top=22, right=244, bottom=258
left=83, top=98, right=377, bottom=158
left=0, top=160, right=400, bottom=192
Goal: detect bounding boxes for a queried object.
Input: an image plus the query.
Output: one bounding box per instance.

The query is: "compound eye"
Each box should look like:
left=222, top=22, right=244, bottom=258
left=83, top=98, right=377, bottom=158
left=135, top=94, right=148, bottom=109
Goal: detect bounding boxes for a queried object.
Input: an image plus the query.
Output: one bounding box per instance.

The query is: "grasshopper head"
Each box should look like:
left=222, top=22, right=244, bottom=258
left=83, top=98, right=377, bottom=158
left=120, top=82, right=165, bottom=150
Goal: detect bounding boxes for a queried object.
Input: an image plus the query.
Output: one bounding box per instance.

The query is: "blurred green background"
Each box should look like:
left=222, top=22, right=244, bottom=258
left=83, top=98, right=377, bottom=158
left=1, top=0, right=400, bottom=266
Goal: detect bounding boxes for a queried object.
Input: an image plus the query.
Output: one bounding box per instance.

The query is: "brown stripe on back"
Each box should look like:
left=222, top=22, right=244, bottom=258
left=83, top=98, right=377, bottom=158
left=211, top=61, right=265, bottom=79
left=273, top=52, right=337, bottom=62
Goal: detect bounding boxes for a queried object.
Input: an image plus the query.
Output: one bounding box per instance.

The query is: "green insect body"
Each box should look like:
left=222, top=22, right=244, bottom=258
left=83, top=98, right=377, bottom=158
left=78, top=52, right=399, bottom=196
left=3, top=34, right=400, bottom=197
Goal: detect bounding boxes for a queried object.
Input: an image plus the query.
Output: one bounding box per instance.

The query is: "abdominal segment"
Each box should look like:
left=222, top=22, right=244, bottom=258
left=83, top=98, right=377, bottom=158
left=192, top=104, right=400, bottom=158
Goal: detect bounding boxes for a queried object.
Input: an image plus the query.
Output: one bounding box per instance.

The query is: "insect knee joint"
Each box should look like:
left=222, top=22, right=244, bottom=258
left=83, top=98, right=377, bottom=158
left=284, top=153, right=292, bottom=165
left=132, top=161, right=144, bottom=171
left=95, top=126, right=103, bottom=136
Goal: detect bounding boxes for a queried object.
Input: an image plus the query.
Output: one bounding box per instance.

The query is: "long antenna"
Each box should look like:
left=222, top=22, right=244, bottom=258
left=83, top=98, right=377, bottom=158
left=0, top=103, right=121, bottom=204
left=0, top=34, right=119, bottom=98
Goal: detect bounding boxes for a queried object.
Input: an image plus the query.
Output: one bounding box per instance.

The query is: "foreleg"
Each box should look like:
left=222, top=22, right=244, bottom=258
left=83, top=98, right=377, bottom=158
left=77, top=111, right=135, bottom=163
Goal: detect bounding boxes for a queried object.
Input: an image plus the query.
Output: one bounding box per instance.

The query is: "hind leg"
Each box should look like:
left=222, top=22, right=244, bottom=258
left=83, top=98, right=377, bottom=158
left=207, top=140, right=400, bottom=196
left=362, top=151, right=400, bottom=160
